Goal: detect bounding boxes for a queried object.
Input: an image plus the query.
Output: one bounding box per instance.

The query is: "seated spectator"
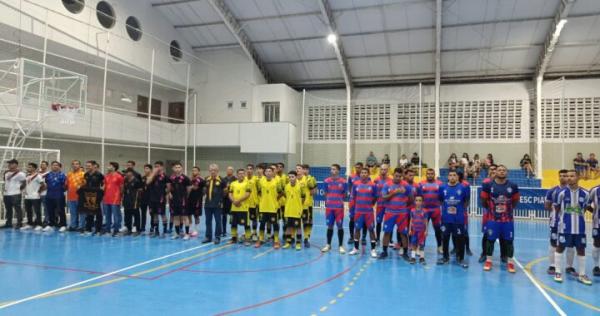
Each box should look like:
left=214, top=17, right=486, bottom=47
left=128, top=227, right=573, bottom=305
left=483, top=153, right=494, bottom=170
left=586, top=153, right=598, bottom=180
left=398, top=154, right=409, bottom=169
left=460, top=153, right=470, bottom=170
left=381, top=154, right=390, bottom=165
left=447, top=153, right=458, bottom=169
left=410, top=152, right=420, bottom=167
left=519, top=154, right=535, bottom=178
left=366, top=151, right=378, bottom=167
left=466, top=161, right=478, bottom=183
left=573, top=153, right=587, bottom=177
left=472, top=154, right=482, bottom=174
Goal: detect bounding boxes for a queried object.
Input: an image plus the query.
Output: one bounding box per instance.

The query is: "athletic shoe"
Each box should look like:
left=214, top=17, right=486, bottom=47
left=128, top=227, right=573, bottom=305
left=483, top=260, right=492, bottom=271
left=43, top=226, right=54, bottom=232
left=460, top=260, right=469, bottom=269
left=370, top=249, right=378, bottom=258
left=58, top=226, right=67, bottom=233
left=501, top=256, right=508, bottom=264
left=478, top=254, right=487, bottom=263
left=274, top=241, right=281, bottom=249
left=437, top=246, right=443, bottom=254
left=348, top=248, right=359, bottom=255
left=119, top=227, right=128, bottom=234
left=214, top=238, right=220, bottom=245
left=402, top=253, right=410, bottom=262
left=554, top=272, right=563, bottom=282
left=244, top=241, right=251, bottom=247
left=593, top=266, right=600, bottom=277
left=83, top=231, right=93, bottom=237
left=566, top=267, right=578, bottom=277
left=20, top=225, right=32, bottom=231
left=190, top=230, right=199, bottom=238
left=393, top=243, right=401, bottom=250
left=132, top=232, right=140, bottom=237
left=361, top=238, right=367, bottom=246
left=419, top=258, right=426, bottom=265
left=437, top=257, right=449, bottom=265
left=409, top=257, right=416, bottom=264
left=321, top=245, right=331, bottom=253
left=183, top=234, right=190, bottom=241
left=67, top=227, right=77, bottom=232
left=304, top=239, right=310, bottom=248
left=547, top=266, right=556, bottom=275
left=171, top=233, right=179, bottom=240
left=254, top=241, right=262, bottom=248
left=578, top=274, right=593, bottom=285
left=201, top=238, right=212, bottom=244
left=283, top=242, right=291, bottom=249
left=378, top=252, right=388, bottom=259
left=507, top=262, right=516, bottom=273
left=339, top=246, right=346, bottom=254
left=295, top=243, right=302, bottom=251
left=34, top=226, right=43, bottom=231
left=466, top=248, right=473, bottom=256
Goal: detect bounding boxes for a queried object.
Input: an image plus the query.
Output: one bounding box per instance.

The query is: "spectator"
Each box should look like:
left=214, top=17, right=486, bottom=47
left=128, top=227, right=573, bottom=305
left=473, top=154, right=482, bottom=174
left=483, top=153, right=494, bottom=170
left=460, top=153, right=469, bottom=169
left=381, top=154, right=390, bottom=165
left=519, top=154, right=535, bottom=178
left=398, top=154, right=409, bottom=169
left=573, top=153, right=587, bottom=177
left=410, top=153, right=420, bottom=167
left=587, top=153, right=599, bottom=180
left=366, top=151, right=378, bottom=167
left=466, top=161, right=479, bottom=182
left=447, top=153, right=458, bottom=169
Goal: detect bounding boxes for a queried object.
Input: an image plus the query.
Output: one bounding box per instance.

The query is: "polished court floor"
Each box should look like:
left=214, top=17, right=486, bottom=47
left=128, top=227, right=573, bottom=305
left=0, top=210, right=598, bottom=315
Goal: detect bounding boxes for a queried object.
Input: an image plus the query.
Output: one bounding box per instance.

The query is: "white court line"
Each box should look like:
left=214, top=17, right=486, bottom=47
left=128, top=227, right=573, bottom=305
left=0, top=238, right=230, bottom=310
left=252, top=247, right=275, bottom=259
left=514, top=257, right=566, bottom=316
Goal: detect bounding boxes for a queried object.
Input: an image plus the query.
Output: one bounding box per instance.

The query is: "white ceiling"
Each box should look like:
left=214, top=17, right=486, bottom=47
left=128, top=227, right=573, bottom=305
left=150, top=0, right=600, bottom=87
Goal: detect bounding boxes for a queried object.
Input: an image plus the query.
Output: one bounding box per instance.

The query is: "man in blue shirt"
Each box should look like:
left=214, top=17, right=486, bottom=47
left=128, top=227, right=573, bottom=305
left=43, top=161, right=67, bottom=232
left=437, top=170, right=469, bottom=268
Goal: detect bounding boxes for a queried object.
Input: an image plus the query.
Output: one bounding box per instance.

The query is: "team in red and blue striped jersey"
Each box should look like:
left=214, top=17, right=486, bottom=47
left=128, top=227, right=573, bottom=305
left=347, top=162, right=363, bottom=245
left=418, top=168, right=443, bottom=250
left=552, top=170, right=592, bottom=285
left=437, top=170, right=469, bottom=268
left=409, top=196, right=428, bottom=264
left=586, top=184, right=600, bottom=276
left=544, top=169, right=568, bottom=275
left=321, top=164, right=348, bottom=254
left=375, top=165, right=392, bottom=243
left=480, top=165, right=519, bottom=273
left=378, top=168, right=414, bottom=259
left=348, top=168, right=378, bottom=257
left=478, top=164, right=509, bottom=263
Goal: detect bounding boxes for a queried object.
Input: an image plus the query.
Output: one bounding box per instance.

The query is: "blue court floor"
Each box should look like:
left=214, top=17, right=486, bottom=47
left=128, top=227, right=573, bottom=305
left=0, top=210, right=598, bottom=315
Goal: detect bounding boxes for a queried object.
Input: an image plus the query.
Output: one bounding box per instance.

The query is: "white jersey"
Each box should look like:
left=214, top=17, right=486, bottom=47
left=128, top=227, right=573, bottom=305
left=39, top=171, right=49, bottom=197
left=3, top=170, right=26, bottom=196
left=546, top=184, right=565, bottom=228
left=587, top=185, right=600, bottom=230
left=24, top=173, right=44, bottom=200
left=556, top=187, right=589, bottom=235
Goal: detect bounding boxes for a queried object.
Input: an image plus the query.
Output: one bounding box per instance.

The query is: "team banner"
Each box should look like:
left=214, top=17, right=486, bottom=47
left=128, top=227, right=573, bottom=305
left=476, top=187, right=547, bottom=211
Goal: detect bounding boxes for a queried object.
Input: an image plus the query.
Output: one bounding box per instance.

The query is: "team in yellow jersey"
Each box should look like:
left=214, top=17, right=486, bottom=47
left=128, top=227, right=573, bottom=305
left=283, top=170, right=309, bottom=250
left=296, top=164, right=317, bottom=248
left=256, top=166, right=283, bottom=248
left=228, top=169, right=252, bottom=245
left=245, top=164, right=259, bottom=241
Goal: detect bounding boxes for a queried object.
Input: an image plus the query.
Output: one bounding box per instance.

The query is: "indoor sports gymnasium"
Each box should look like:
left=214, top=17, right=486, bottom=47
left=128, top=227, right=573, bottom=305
left=1, top=0, right=600, bottom=315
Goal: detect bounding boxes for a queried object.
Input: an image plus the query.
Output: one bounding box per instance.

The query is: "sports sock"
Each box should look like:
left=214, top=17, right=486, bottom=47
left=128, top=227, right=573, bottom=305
left=175, top=226, right=180, bottom=235
left=185, top=226, right=190, bottom=234
left=326, top=228, right=333, bottom=245
left=593, top=247, right=600, bottom=267
left=162, top=223, right=167, bottom=235
left=259, top=230, right=265, bottom=242
left=411, top=250, right=416, bottom=259
left=555, top=251, right=564, bottom=273
left=578, top=255, right=586, bottom=276
left=566, top=247, right=575, bottom=268
left=354, top=239, right=359, bottom=250
left=376, top=222, right=382, bottom=242
left=382, top=245, right=388, bottom=254
left=304, top=224, right=312, bottom=240
left=548, top=246, right=556, bottom=267
left=370, top=240, right=376, bottom=250
left=337, top=229, right=344, bottom=247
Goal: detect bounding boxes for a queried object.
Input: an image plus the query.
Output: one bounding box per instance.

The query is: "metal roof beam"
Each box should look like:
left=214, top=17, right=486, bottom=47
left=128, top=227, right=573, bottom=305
left=318, top=0, right=352, bottom=88
left=535, top=0, right=576, bottom=80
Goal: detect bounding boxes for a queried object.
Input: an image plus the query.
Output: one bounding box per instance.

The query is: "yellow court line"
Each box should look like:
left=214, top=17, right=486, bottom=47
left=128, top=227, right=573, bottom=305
left=525, top=256, right=600, bottom=313
left=0, top=244, right=232, bottom=306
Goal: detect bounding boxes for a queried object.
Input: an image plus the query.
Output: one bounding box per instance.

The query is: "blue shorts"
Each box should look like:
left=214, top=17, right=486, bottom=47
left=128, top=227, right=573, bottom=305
left=325, top=208, right=344, bottom=228
left=550, top=227, right=558, bottom=246
left=354, top=212, right=375, bottom=231
left=486, top=221, right=514, bottom=241
left=558, top=233, right=586, bottom=249
left=383, top=212, right=409, bottom=234
left=409, top=230, right=426, bottom=248
left=440, top=222, right=465, bottom=237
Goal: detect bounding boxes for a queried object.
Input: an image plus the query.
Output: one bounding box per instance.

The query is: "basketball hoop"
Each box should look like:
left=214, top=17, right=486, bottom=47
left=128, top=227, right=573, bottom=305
left=51, top=103, right=79, bottom=125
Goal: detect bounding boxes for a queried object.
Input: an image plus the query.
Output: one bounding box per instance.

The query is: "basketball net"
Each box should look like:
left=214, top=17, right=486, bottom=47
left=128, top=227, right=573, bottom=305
left=51, top=103, right=79, bottom=125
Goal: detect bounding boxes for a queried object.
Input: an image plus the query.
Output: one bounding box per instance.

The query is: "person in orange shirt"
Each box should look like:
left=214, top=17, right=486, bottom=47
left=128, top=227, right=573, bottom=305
left=67, top=160, right=86, bottom=232
left=103, top=162, right=124, bottom=237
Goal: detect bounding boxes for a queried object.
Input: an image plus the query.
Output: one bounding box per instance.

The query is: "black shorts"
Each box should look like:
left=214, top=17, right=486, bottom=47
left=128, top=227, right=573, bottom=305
left=249, top=207, right=258, bottom=221
left=302, top=207, right=313, bottom=225
left=149, top=201, right=166, bottom=215
left=286, top=217, right=301, bottom=229
left=187, top=204, right=202, bottom=217
left=231, top=211, right=249, bottom=227
left=260, top=212, right=278, bottom=224
left=170, top=204, right=187, bottom=216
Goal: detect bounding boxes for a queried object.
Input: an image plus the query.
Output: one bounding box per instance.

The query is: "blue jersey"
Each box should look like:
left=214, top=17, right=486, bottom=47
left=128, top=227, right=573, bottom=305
left=586, top=185, right=600, bottom=230
left=556, top=187, right=589, bottom=235
left=546, top=185, right=565, bottom=228
left=481, top=180, right=520, bottom=222
left=45, top=171, right=66, bottom=199
left=438, top=183, right=468, bottom=224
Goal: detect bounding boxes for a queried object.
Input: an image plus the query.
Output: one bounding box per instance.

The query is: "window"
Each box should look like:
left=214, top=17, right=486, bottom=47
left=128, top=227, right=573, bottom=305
left=227, top=101, right=233, bottom=109
left=263, top=102, right=280, bottom=122
left=240, top=101, right=247, bottom=109
left=307, top=104, right=346, bottom=140
left=96, top=1, right=115, bottom=29
left=137, top=95, right=162, bottom=121
left=541, top=97, right=600, bottom=139
left=168, top=102, right=185, bottom=123
left=125, top=16, right=142, bottom=41
left=62, top=0, right=84, bottom=14
left=170, top=40, right=182, bottom=61
left=353, top=104, right=390, bottom=140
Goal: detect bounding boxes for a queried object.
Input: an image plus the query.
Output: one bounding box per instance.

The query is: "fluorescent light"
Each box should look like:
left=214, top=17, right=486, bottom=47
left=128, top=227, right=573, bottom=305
left=120, top=93, right=132, bottom=103
left=327, top=33, right=337, bottom=44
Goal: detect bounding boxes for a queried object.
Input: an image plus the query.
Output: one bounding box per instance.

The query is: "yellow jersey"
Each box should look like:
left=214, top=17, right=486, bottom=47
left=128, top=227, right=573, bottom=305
left=229, top=180, right=251, bottom=212
left=284, top=182, right=307, bottom=219
left=276, top=174, right=289, bottom=207
left=245, top=175, right=258, bottom=208
left=258, top=177, right=282, bottom=213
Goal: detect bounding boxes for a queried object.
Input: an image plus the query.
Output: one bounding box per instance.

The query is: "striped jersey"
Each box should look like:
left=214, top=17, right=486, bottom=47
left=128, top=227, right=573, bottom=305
left=324, top=176, right=347, bottom=210
left=375, top=175, right=392, bottom=211
left=556, top=187, right=589, bottom=235
left=587, top=185, right=600, bottom=229
left=410, top=207, right=427, bottom=232
left=350, top=179, right=377, bottom=214
left=480, top=180, right=519, bottom=222
left=382, top=181, right=413, bottom=214
left=418, top=180, right=442, bottom=210
left=546, top=185, right=565, bottom=228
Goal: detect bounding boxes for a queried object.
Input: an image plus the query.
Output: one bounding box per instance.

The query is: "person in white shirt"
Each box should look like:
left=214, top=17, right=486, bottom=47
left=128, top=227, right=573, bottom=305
left=2, top=159, right=26, bottom=229
left=22, top=162, right=46, bottom=230
left=38, top=160, right=50, bottom=229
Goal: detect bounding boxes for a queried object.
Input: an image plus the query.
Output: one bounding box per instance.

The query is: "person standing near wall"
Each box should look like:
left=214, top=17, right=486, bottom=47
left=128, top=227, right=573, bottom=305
left=43, top=161, right=67, bottom=232
left=2, top=159, right=26, bottom=229
left=67, top=160, right=86, bottom=232
left=103, top=162, right=124, bottom=237
left=204, top=163, right=226, bottom=244
left=22, top=162, right=45, bottom=231
left=147, top=161, right=168, bottom=238
left=221, top=166, right=236, bottom=237
left=38, top=161, right=49, bottom=229
left=82, top=161, right=104, bottom=235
